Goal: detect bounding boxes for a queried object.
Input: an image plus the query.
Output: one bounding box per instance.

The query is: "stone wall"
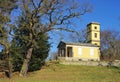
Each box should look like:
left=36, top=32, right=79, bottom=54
left=58, top=57, right=99, bottom=62
left=59, top=60, right=120, bottom=67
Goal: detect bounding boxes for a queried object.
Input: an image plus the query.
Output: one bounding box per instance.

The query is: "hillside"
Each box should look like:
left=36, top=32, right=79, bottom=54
left=0, top=61, right=120, bottom=82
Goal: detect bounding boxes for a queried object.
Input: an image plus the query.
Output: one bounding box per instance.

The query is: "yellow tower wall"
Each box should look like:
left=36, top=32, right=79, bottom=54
left=87, top=22, right=100, bottom=47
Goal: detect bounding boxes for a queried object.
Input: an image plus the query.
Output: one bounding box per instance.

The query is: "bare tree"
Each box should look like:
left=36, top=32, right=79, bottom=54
left=50, top=51, right=58, bottom=60
left=67, top=28, right=87, bottom=43
left=101, top=30, right=120, bottom=60
left=0, top=0, right=18, bottom=78
left=15, top=0, right=92, bottom=76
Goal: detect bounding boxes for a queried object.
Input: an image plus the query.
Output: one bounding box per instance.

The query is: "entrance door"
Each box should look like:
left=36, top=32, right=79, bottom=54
left=67, top=47, right=73, bottom=57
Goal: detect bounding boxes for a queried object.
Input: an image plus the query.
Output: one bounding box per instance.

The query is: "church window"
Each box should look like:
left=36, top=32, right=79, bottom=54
left=94, top=26, right=97, bottom=29
left=94, top=33, right=97, bottom=38
left=78, top=47, right=82, bottom=56
left=90, top=48, right=94, bottom=56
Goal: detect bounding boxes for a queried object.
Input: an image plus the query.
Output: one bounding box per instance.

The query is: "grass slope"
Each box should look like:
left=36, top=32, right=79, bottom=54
left=0, top=61, right=120, bottom=82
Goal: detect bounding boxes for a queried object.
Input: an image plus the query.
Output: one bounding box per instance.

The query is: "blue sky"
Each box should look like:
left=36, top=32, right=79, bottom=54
left=0, top=0, right=120, bottom=57
left=82, top=0, right=120, bottom=31
left=49, top=0, right=120, bottom=57
left=73, top=0, right=120, bottom=31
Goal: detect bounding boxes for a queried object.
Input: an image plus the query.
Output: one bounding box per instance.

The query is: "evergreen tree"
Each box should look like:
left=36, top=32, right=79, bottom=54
left=29, top=34, right=50, bottom=71
left=11, top=15, right=50, bottom=72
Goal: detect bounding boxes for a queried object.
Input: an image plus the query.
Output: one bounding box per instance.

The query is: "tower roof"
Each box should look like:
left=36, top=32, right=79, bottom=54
left=87, top=22, right=100, bottom=26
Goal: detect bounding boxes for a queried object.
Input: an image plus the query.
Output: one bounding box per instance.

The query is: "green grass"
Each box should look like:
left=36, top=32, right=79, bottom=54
left=0, top=62, right=120, bottom=82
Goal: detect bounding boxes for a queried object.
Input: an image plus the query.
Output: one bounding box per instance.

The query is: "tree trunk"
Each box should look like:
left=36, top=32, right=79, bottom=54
left=19, top=47, right=33, bottom=77
left=6, top=50, right=12, bottom=78
left=8, top=55, right=12, bottom=78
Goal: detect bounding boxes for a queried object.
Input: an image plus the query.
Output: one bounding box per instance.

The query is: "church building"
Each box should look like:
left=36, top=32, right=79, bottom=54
left=57, top=22, right=100, bottom=61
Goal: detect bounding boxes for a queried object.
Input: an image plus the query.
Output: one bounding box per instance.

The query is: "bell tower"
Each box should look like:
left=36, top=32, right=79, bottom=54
left=87, top=22, right=100, bottom=46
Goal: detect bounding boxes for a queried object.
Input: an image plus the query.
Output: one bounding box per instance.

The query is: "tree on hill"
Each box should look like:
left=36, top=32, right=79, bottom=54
left=11, top=25, right=50, bottom=72
left=14, top=0, right=92, bottom=76
left=29, top=34, right=50, bottom=71
left=101, top=30, right=120, bottom=60
left=0, top=0, right=18, bottom=78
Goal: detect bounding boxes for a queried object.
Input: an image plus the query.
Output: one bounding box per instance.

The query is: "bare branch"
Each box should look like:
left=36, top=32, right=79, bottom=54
left=53, top=27, right=77, bottom=33
left=31, top=0, right=37, bottom=9
left=0, top=41, right=9, bottom=50
left=38, top=0, right=44, bottom=8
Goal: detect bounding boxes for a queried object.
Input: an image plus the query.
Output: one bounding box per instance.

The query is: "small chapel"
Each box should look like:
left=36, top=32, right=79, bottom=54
left=57, top=22, right=101, bottom=61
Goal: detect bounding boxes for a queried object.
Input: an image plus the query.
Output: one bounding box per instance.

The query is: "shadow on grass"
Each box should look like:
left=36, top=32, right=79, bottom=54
left=107, top=66, right=120, bottom=74
left=110, top=66, right=120, bottom=70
